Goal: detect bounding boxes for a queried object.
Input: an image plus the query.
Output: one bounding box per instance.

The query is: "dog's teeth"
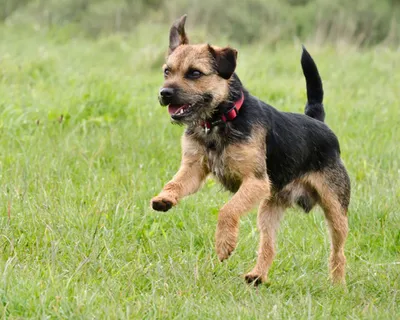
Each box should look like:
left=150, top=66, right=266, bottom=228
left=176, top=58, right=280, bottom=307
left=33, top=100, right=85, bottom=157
left=180, top=109, right=183, bottom=114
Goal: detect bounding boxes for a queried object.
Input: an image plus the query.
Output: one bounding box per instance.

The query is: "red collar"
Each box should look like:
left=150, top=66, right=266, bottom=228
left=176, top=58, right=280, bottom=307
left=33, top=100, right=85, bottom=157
left=201, top=91, right=245, bottom=133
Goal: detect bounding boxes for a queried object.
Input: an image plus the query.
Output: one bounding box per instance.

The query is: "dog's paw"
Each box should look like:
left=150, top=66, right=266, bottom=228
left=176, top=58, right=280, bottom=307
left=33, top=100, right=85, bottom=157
left=215, top=228, right=238, bottom=261
left=151, top=195, right=176, bottom=212
left=244, top=272, right=266, bottom=286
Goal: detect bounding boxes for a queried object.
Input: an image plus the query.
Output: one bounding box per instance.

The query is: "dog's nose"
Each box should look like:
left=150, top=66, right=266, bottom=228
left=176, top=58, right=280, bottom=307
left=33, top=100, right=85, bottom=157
left=159, top=87, right=175, bottom=98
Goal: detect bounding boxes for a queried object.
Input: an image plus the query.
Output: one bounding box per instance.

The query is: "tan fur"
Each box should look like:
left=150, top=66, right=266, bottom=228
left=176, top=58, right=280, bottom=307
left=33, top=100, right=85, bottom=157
left=205, top=127, right=267, bottom=189
left=266, top=171, right=348, bottom=284
left=304, top=172, right=348, bottom=283
left=152, top=126, right=271, bottom=260
left=241, top=170, right=348, bottom=284
left=213, top=128, right=271, bottom=260
left=216, top=176, right=271, bottom=261
left=151, top=136, right=209, bottom=210
left=244, top=200, right=284, bottom=284
left=255, top=171, right=348, bottom=284
left=224, top=127, right=267, bottom=177
left=164, top=44, right=231, bottom=108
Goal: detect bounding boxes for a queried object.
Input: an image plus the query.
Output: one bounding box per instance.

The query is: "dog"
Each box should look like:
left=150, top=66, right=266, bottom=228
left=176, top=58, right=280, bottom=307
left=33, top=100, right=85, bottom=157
left=151, top=15, right=350, bottom=285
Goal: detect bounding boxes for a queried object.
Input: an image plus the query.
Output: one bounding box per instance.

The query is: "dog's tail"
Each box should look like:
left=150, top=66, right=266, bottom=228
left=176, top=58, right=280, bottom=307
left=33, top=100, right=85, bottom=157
left=301, top=46, right=325, bottom=122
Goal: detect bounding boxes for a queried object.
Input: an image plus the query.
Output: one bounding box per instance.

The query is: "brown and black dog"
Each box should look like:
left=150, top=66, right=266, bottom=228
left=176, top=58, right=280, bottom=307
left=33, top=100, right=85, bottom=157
left=151, top=15, right=350, bottom=285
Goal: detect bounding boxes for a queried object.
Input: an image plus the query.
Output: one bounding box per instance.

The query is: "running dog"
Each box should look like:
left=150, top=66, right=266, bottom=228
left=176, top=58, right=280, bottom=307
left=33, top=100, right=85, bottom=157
left=151, top=15, right=350, bottom=285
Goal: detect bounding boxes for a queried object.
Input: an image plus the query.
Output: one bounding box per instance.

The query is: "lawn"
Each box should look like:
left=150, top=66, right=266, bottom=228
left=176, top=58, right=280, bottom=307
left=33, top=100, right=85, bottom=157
left=0, top=25, right=399, bottom=319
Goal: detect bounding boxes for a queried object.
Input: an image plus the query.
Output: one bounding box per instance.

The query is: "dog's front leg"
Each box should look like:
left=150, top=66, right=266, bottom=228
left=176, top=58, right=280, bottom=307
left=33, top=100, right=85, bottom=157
left=216, top=176, right=270, bottom=261
left=151, top=136, right=208, bottom=212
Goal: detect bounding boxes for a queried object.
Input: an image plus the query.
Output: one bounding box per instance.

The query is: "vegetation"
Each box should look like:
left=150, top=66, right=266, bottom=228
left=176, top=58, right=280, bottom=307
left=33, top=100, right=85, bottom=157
left=0, top=2, right=399, bottom=319
left=2, top=0, right=400, bottom=46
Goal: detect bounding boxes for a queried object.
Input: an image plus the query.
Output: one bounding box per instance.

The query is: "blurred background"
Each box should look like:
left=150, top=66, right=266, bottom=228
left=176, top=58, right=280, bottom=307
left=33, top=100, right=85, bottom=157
left=2, top=0, right=400, bottom=47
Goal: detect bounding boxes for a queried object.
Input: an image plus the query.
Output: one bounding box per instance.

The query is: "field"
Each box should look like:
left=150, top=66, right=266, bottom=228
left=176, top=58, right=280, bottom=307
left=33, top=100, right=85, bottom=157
left=0, top=24, right=399, bottom=319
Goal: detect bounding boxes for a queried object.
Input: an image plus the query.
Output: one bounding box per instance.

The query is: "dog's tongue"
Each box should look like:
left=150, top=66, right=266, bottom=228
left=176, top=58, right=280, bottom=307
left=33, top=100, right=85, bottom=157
left=168, top=104, right=186, bottom=115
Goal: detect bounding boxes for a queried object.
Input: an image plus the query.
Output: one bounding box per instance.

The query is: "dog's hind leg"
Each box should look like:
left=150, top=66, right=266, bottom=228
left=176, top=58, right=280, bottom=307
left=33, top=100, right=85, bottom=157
left=324, top=204, right=348, bottom=284
left=244, top=199, right=285, bottom=285
left=306, top=162, right=350, bottom=284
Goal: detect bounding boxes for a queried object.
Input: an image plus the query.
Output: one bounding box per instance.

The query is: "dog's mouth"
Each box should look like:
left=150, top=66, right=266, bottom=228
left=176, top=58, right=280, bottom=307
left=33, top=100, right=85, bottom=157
left=162, top=94, right=213, bottom=123
left=168, top=103, right=193, bottom=119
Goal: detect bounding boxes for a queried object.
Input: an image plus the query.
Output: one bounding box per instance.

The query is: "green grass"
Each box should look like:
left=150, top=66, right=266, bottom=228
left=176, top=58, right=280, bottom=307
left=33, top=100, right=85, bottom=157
left=0, top=25, right=399, bottom=319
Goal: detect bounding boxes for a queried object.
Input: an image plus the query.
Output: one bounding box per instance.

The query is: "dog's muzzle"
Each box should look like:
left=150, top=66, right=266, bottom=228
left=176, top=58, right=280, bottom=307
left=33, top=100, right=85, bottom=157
left=159, top=87, right=176, bottom=106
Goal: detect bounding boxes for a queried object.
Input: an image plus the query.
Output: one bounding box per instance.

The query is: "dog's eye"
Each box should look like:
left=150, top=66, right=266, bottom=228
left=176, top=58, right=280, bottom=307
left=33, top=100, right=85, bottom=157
left=186, top=69, right=203, bottom=79
left=164, top=68, right=170, bottom=77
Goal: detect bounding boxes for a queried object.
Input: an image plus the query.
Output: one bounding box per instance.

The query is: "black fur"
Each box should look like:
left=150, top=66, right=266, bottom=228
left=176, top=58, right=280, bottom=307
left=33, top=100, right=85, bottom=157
left=186, top=48, right=341, bottom=194
left=209, top=46, right=238, bottom=80
left=301, top=46, right=325, bottom=122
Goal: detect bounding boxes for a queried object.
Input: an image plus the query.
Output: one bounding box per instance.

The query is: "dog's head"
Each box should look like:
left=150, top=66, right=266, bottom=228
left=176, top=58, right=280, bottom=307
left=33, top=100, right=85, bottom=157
left=159, top=15, right=238, bottom=124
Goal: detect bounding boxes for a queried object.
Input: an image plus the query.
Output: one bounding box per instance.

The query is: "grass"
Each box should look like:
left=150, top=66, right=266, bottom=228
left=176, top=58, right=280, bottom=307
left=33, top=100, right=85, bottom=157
left=0, top=24, right=399, bottom=319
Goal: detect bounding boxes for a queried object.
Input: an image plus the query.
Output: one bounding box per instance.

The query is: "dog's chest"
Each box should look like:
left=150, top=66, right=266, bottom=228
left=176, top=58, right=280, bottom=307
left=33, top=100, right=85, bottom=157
left=204, top=144, right=242, bottom=193
left=205, top=147, right=224, bottom=177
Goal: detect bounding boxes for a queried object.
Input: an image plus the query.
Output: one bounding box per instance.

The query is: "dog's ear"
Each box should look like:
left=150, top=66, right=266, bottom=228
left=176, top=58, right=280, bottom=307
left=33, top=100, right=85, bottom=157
left=169, top=14, right=189, bottom=54
left=209, top=46, right=238, bottom=79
